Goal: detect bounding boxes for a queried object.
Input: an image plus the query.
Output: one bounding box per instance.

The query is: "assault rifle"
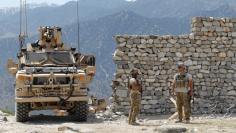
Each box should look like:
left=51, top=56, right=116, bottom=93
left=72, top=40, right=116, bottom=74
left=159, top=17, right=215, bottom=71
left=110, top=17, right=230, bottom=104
left=186, top=66, right=195, bottom=109
left=140, top=77, right=143, bottom=96
left=127, top=76, right=131, bottom=98
left=188, top=80, right=195, bottom=114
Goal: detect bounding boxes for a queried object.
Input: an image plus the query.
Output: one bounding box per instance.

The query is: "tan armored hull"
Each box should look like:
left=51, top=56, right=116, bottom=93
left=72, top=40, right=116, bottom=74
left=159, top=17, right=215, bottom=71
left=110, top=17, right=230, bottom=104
left=7, top=26, right=96, bottom=122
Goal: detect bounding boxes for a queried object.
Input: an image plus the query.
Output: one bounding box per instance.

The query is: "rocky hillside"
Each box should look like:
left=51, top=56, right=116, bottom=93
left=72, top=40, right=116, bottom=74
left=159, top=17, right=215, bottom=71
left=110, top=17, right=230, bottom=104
left=1, top=0, right=236, bottom=112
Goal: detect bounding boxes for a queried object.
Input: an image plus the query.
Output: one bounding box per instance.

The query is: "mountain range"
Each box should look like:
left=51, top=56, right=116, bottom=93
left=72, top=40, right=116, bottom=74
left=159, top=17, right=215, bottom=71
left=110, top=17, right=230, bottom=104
left=0, top=0, right=236, bottom=112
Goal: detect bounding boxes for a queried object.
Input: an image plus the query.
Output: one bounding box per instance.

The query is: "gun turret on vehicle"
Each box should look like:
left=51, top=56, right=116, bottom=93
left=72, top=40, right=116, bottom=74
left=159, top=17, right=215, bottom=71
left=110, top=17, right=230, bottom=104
left=7, top=26, right=96, bottom=122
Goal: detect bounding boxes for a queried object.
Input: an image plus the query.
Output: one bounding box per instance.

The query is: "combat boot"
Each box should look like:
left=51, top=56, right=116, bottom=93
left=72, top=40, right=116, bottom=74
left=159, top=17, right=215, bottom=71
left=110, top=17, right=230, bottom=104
left=175, top=119, right=182, bottom=123
left=185, top=119, right=190, bottom=124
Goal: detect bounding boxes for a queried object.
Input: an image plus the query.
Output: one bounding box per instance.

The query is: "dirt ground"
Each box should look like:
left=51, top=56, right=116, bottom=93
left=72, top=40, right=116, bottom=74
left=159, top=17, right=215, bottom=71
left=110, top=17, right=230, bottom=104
left=0, top=114, right=236, bottom=133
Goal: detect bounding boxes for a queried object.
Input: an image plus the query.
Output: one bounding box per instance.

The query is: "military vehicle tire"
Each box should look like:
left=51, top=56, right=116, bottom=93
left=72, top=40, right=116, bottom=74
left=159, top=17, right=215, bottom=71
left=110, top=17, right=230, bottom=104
left=16, top=103, right=30, bottom=122
left=74, top=101, right=88, bottom=122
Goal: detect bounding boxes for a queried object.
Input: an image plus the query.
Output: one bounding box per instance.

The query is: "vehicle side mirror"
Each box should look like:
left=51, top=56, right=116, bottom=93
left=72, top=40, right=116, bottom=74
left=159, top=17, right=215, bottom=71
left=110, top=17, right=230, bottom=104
left=7, top=59, right=18, bottom=76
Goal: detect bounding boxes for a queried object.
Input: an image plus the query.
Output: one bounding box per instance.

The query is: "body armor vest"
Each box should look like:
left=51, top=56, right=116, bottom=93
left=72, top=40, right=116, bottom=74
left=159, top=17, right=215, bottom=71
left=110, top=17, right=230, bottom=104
left=175, top=73, right=189, bottom=89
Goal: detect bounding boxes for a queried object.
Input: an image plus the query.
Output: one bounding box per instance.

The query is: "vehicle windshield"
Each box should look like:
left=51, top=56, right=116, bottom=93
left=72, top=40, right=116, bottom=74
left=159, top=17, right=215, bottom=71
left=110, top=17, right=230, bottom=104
left=25, top=51, right=75, bottom=66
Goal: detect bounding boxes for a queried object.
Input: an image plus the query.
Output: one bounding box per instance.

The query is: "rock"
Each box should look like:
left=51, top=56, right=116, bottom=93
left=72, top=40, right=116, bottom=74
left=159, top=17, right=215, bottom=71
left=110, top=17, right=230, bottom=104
left=128, top=52, right=134, bottom=57
left=213, top=90, right=219, bottom=96
left=58, top=124, right=94, bottom=133
left=114, top=49, right=125, bottom=57
left=58, top=126, right=79, bottom=133
left=134, top=38, right=141, bottom=44
left=176, top=52, right=183, bottom=58
left=200, top=70, right=210, bottom=74
left=231, top=64, right=236, bottom=70
left=227, top=51, right=234, bottom=57
left=212, top=48, right=219, bottom=52
left=141, top=100, right=148, bottom=105
left=148, top=39, right=154, bottom=44
left=146, top=79, right=155, bottom=82
left=135, top=52, right=141, bottom=56
left=219, top=69, right=227, bottom=74
left=203, top=21, right=212, bottom=27
left=30, top=131, right=43, bottom=133
left=116, top=89, right=128, bottom=97
left=216, top=27, right=223, bottom=32
left=148, top=70, right=155, bottom=75
left=158, top=52, right=166, bottom=58
left=113, top=56, right=121, bottom=61
left=146, top=48, right=153, bottom=53
left=184, top=60, right=193, bottom=66
left=143, top=105, right=151, bottom=109
left=154, top=39, right=160, bottom=43
left=148, top=100, right=158, bottom=105
left=3, top=117, right=8, bottom=122
left=197, top=73, right=203, bottom=78
left=118, top=42, right=126, bottom=47
left=130, top=48, right=137, bottom=52
left=169, top=39, right=177, bottom=44
left=137, top=44, right=146, bottom=49
left=179, top=47, right=187, bottom=52
left=232, top=82, right=236, bottom=86
left=227, top=90, right=236, bottom=96
left=188, top=128, right=200, bottom=133
left=201, top=27, right=208, bottom=32
left=141, top=128, right=148, bottom=131
left=219, top=52, right=226, bottom=58
left=200, top=91, right=208, bottom=96
left=157, top=125, right=187, bottom=133
left=118, top=37, right=126, bottom=43
left=203, top=48, right=211, bottom=53
left=141, top=39, right=147, bottom=44
left=160, top=58, right=168, bottom=62
left=232, top=32, right=236, bottom=37
left=160, top=70, right=166, bottom=75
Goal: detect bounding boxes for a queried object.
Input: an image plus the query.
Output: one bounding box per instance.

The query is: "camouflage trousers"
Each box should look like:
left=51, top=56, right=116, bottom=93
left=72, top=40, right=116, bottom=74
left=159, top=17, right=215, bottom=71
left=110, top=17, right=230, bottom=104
left=176, top=92, right=191, bottom=121
left=128, top=91, right=141, bottom=124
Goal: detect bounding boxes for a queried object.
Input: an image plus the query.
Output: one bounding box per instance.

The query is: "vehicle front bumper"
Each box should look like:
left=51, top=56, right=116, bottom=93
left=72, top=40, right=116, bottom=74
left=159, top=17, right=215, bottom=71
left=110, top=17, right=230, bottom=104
left=15, top=96, right=89, bottom=103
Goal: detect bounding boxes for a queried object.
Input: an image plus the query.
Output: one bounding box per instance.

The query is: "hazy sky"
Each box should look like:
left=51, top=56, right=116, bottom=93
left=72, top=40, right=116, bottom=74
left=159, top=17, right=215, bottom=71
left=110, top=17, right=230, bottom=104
left=0, top=0, right=72, bottom=8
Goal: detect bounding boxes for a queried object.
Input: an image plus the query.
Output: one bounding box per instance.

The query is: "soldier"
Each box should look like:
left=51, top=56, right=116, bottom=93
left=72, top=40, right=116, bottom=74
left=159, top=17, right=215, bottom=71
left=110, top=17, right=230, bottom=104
left=128, top=70, right=142, bottom=125
left=172, top=63, right=193, bottom=123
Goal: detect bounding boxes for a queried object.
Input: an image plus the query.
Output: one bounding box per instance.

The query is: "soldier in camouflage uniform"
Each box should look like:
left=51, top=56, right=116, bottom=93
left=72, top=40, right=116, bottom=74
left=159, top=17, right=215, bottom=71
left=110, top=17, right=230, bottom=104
left=172, top=63, right=193, bottom=123
left=128, top=70, right=142, bottom=125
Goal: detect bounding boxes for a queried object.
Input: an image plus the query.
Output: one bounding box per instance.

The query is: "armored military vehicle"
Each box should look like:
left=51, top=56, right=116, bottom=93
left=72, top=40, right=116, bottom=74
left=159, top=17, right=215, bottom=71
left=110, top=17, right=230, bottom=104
left=7, top=26, right=96, bottom=122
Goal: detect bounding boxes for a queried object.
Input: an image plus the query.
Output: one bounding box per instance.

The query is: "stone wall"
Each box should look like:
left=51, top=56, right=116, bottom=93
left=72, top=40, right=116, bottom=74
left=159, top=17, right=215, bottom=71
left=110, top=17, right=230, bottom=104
left=111, top=17, right=236, bottom=115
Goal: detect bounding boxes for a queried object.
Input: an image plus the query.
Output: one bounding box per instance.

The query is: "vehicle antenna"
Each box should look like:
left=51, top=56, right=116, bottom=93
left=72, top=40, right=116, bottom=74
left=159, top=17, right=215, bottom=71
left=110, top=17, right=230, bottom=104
left=19, top=0, right=28, bottom=51
left=76, top=0, right=80, bottom=53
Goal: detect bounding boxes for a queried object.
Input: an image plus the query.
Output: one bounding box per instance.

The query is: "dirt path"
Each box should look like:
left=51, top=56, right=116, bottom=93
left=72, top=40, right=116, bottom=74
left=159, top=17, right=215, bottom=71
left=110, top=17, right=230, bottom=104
left=0, top=114, right=236, bottom=133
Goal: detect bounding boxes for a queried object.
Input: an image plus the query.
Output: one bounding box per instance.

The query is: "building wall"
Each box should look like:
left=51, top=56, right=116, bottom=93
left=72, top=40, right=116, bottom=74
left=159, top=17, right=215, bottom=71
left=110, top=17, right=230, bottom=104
left=111, top=17, right=236, bottom=115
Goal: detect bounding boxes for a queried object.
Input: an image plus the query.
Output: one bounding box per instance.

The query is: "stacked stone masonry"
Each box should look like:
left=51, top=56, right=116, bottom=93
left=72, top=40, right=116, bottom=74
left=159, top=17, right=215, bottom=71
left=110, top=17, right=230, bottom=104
left=112, top=17, right=236, bottom=115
